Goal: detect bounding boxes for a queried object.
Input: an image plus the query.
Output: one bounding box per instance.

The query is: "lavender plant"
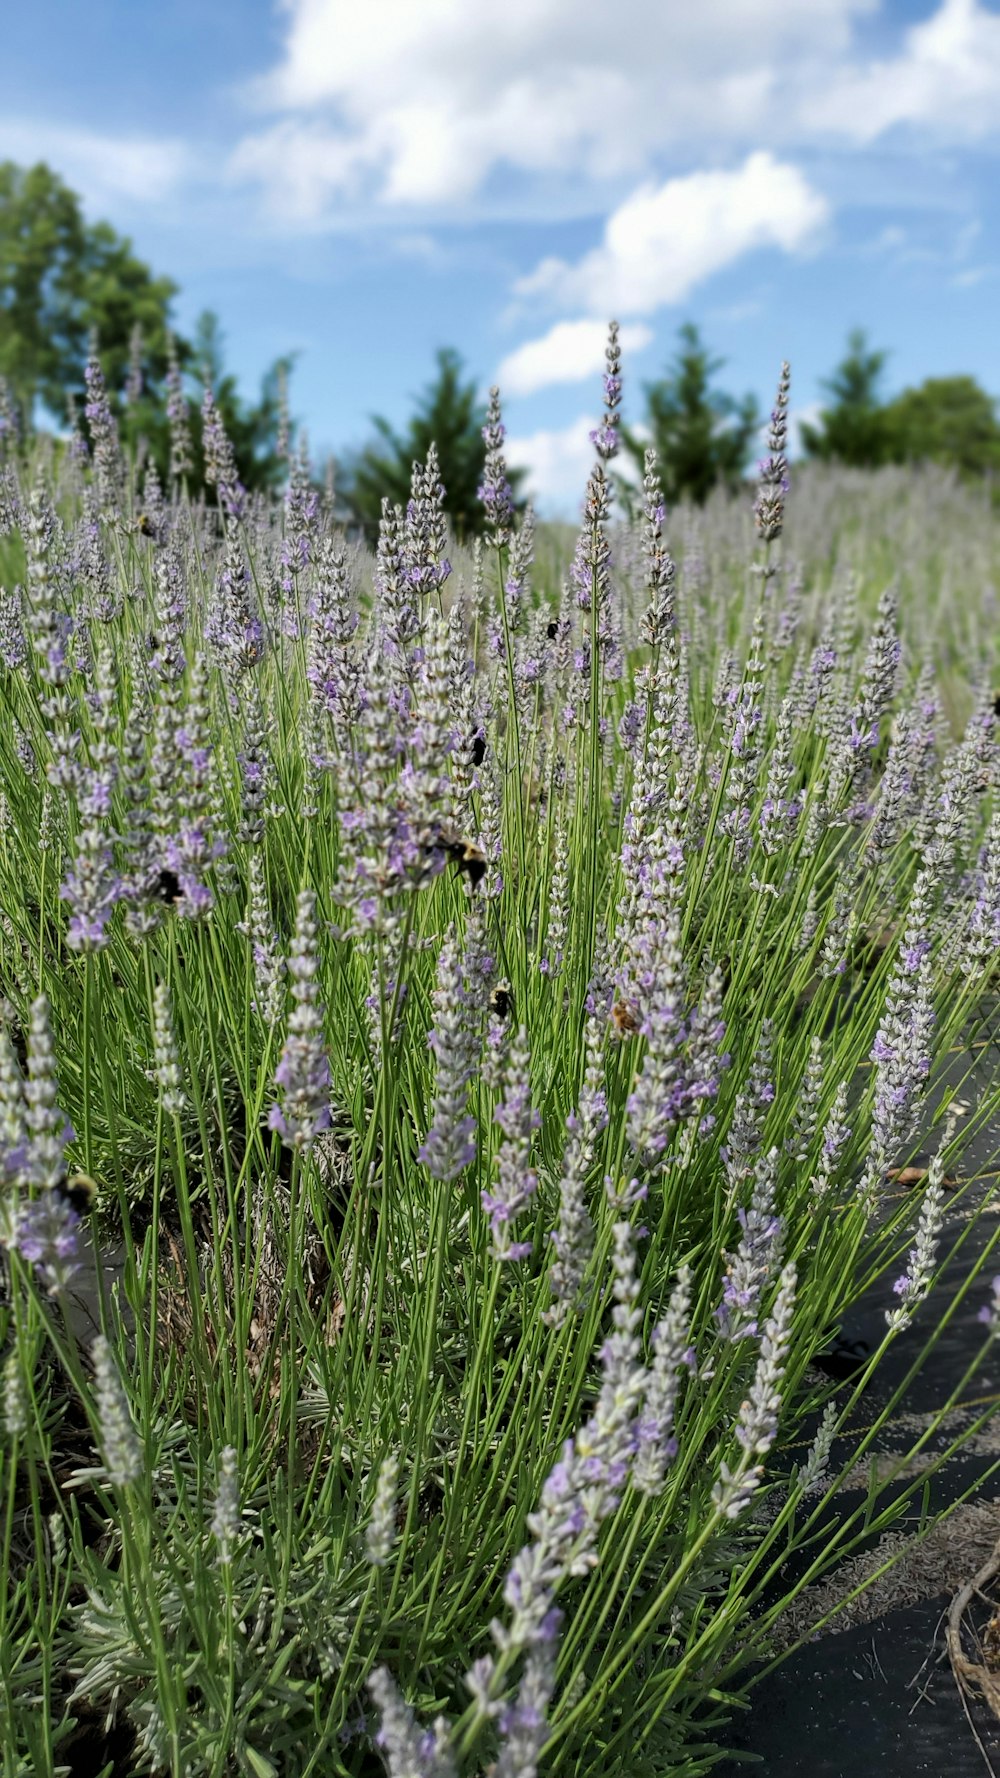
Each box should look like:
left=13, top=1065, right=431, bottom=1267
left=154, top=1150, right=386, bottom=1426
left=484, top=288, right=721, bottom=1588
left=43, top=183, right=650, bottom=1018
left=0, top=332, right=998, bottom=1778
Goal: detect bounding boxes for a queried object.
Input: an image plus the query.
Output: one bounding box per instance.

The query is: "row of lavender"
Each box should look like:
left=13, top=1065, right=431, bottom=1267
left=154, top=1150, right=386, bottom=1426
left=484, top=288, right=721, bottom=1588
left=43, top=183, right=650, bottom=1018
left=0, top=328, right=998, bottom=1775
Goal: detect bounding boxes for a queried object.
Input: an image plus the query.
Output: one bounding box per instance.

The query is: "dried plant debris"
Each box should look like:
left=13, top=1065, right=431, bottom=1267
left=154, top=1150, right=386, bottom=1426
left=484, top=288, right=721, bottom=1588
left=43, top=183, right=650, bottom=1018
left=773, top=1501, right=1000, bottom=1655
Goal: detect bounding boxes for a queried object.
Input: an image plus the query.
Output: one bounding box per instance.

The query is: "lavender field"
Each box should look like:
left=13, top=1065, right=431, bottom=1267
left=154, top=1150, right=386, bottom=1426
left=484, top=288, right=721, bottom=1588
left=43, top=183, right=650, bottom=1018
left=1, top=328, right=999, bottom=1777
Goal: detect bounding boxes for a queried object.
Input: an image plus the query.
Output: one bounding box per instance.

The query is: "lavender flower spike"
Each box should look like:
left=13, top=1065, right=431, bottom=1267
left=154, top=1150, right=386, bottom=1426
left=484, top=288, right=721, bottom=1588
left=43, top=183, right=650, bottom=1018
left=419, top=924, right=479, bottom=1181
left=497, top=1222, right=645, bottom=1647
left=484, top=1025, right=540, bottom=1261
left=24, top=997, right=74, bottom=1190
left=713, top=1261, right=797, bottom=1520
left=480, top=386, right=513, bottom=548
left=633, top=1261, right=693, bottom=1495
left=12, top=1190, right=82, bottom=1295
left=753, top=362, right=791, bottom=547
left=544, top=1018, right=606, bottom=1325
left=93, top=1336, right=143, bottom=1487
left=366, top=1452, right=400, bottom=1568
left=210, top=1446, right=242, bottom=1564
left=268, top=890, right=332, bottom=1152
left=886, top=1148, right=948, bottom=1333
left=590, top=321, right=622, bottom=462
left=716, top=1147, right=782, bottom=1341
left=366, top=1668, right=456, bottom=1778
left=201, top=384, right=246, bottom=522
left=493, top=1635, right=559, bottom=1778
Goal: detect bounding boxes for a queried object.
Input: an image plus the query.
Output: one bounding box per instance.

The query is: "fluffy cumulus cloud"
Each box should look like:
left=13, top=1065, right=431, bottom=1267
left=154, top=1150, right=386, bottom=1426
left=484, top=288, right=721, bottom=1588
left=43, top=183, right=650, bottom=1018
left=505, top=416, right=601, bottom=518
left=0, top=121, right=189, bottom=207
left=497, top=320, right=653, bottom=397
left=811, top=0, right=1000, bottom=141
left=514, top=154, right=828, bottom=318
left=229, top=0, right=1000, bottom=221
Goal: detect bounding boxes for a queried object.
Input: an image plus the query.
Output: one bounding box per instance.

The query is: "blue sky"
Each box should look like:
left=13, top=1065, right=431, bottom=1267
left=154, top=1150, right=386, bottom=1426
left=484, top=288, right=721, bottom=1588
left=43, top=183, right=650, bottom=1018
left=4, top=0, right=1000, bottom=513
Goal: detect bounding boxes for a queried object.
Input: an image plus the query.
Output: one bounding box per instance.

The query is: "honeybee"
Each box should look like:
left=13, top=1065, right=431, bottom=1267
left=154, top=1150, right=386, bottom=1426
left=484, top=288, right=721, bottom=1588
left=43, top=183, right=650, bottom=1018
left=610, top=999, right=640, bottom=1036
left=489, top=981, right=513, bottom=1021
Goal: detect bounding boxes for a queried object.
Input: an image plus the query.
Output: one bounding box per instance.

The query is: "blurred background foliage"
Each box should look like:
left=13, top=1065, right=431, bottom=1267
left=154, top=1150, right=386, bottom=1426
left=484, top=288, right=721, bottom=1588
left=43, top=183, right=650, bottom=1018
left=3, top=161, right=1000, bottom=527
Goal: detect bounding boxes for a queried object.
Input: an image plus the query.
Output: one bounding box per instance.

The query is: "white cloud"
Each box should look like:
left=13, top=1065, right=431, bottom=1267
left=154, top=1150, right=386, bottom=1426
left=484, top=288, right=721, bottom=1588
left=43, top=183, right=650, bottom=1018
left=227, top=119, right=369, bottom=223
left=497, top=320, right=652, bottom=397
left=514, top=154, right=828, bottom=317
left=229, top=0, right=872, bottom=219
left=505, top=416, right=599, bottom=517
left=811, top=0, right=1000, bottom=142
left=229, top=1, right=1000, bottom=224
left=0, top=121, right=189, bottom=207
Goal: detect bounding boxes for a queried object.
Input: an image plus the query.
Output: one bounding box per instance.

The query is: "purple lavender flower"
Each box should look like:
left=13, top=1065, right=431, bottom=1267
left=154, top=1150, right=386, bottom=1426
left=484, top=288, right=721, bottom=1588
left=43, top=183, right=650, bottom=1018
left=404, top=444, right=451, bottom=595
left=163, top=654, right=227, bottom=918
left=201, top=385, right=246, bottom=522
left=922, top=705, right=995, bottom=879
left=307, top=534, right=361, bottom=726
left=83, top=349, right=121, bottom=510
left=0, top=584, right=26, bottom=671
left=753, top=363, right=791, bottom=546
left=282, top=440, right=320, bottom=595
left=60, top=653, right=124, bottom=953
left=639, top=448, right=676, bottom=647
left=0, top=1024, right=28, bottom=1191
left=868, top=872, right=934, bottom=1164
left=716, top=1148, right=782, bottom=1341
left=206, top=528, right=264, bottom=679
left=632, top=1262, right=693, bottom=1494
left=165, top=333, right=193, bottom=479
left=825, top=588, right=900, bottom=817
left=480, top=386, right=513, bottom=547
left=367, top=1668, right=456, bottom=1778
left=886, top=1150, right=947, bottom=1332
left=93, top=1336, right=143, bottom=1487
left=978, top=1276, right=1000, bottom=1337
left=497, top=1223, right=645, bottom=1655
left=484, top=1025, right=540, bottom=1261
left=544, top=1019, right=606, bottom=1324
left=12, top=1190, right=81, bottom=1294
left=23, top=998, right=74, bottom=1191
left=759, top=697, right=803, bottom=856
left=589, top=321, right=622, bottom=463
left=722, top=1020, right=774, bottom=1189
left=374, top=499, right=421, bottom=658
left=236, top=850, right=286, bottom=1026
left=713, top=1261, right=797, bottom=1519
left=966, top=811, right=1000, bottom=969
left=493, top=1637, right=558, bottom=1778
left=540, top=819, right=569, bottom=978
left=419, top=922, right=481, bottom=1181
left=268, top=891, right=332, bottom=1151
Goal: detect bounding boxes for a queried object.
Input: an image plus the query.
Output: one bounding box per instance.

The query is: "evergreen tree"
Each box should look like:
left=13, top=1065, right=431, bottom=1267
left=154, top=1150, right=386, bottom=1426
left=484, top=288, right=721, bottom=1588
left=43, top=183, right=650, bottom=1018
left=345, top=348, right=525, bottom=539
left=800, top=329, right=890, bottom=467
left=622, top=323, right=759, bottom=507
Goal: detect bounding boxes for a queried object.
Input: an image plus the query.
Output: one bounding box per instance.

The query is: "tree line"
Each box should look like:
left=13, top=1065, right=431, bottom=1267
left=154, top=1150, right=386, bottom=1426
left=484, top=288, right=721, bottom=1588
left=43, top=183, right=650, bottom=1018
left=3, top=160, right=1000, bottom=533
